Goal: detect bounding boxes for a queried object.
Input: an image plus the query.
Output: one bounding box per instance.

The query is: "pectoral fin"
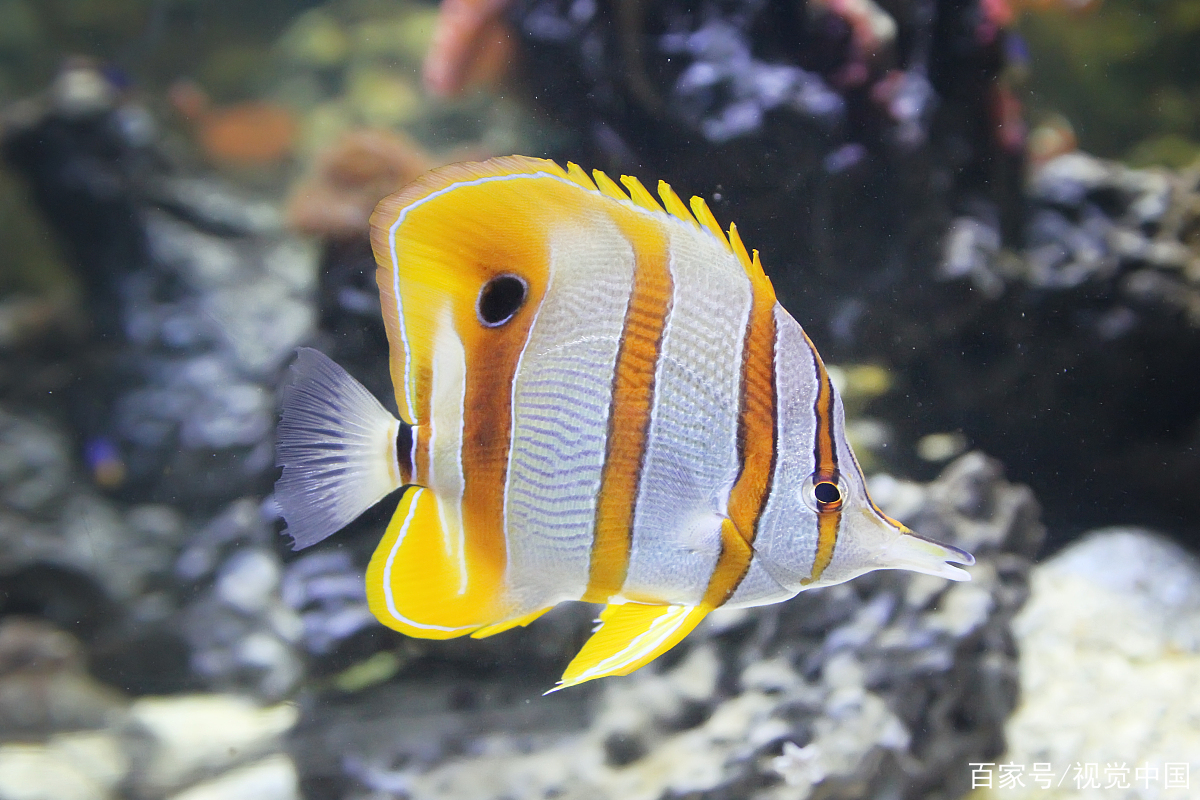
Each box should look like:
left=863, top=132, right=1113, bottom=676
left=547, top=602, right=710, bottom=693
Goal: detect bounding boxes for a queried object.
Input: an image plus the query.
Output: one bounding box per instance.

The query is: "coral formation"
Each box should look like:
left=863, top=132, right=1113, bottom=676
left=286, top=129, right=433, bottom=239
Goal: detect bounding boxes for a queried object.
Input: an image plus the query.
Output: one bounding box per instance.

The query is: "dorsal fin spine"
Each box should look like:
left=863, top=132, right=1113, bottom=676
left=728, top=222, right=753, bottom=271
left=689, top=196, right=732, bottom=252
left=592, top=169, right=629, bottom=201
left=752, top=250, right=774, bottom=293
left=658, top=181, right=698, bottom=227
left=620, top=175, right=665, bottom=213
left=566, top=161, right=599, bottom=191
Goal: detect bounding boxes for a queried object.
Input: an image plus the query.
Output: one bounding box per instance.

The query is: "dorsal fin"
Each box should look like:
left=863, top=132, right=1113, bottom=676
left=689, top=195, right=731, bottom=252
left=566, top=161, right=598, bottom=191
left=620, top=175, right=665, bottom=213
left=591, top=168, right=628, bottom=201
left=726, top=222, right=752, bottom=273
left=658, top=181, right=698, bottom=227
left=370, top=156, right=570, bottom=235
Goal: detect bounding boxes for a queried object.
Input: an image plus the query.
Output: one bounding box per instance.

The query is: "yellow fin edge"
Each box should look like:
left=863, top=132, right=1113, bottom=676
left=577, top=163, right=769, bottom=294
left=471, top=607, right=553, bottom=638
left=658, top=181, right=698, bottom=227
left=566, top=161, right=598, bottom=191
left=690, top=196, right=733, bottom=254
left=592, top=169, right=628, bottom=201
left=620, top=175, right=665, bottom=213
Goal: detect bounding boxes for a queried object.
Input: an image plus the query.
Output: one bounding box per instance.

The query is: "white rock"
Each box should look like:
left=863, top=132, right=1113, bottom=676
left=123, top=694, right=298, bottom=797
left=215, top=550, right=281, bottom=615
left=999, top=528, right=1200, bottom=799
left=166, top=754, right=299, bottom=800
left=0, top=731, right=128, bottom=800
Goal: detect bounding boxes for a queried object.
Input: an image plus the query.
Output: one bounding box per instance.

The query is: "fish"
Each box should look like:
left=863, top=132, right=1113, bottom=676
left=274, top=155, right=974, bottom=691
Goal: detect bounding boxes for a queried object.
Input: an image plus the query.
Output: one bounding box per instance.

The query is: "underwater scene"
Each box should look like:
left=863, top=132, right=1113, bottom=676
left=0, top=0, right=1197, bottom=798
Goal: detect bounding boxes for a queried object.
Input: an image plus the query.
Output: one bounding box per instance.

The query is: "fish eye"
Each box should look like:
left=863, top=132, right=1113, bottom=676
left=802, top=474, right=846, bottom=513
left=477, top=274, right=528, bottom=327
left=814, top=481, right=841, bottom=505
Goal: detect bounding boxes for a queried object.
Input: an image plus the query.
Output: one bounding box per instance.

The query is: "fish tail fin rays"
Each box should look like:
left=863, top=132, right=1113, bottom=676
left=877, top=531, right=976, bottom=581
left=546, top=602, right=711, bottom=693
left=366, top=486, right=510, bottom=639
left=275, top=348, right=405, bottom=550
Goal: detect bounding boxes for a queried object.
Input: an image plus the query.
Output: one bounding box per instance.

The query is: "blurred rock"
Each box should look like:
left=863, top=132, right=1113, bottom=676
left=0, top=407, right=71, bottom=516
left=293, top=452, right=1040, bottom=800
left=175, top=500, right=305, bottom=700
left=280, top=551, right=374, bottom=657
left=166, top=753, right=299, bottom=800
left=0, top=618, right=126, bottom=742
left=510, top=0, right=1025, bottom=313
left=991, top=528, right=1200, bottom=799
left=853, top=152, right=1200, bottom=544
left=0, top=730, right=128, bottom=800
left=1, top=62, right=317, bottom=508
left=122, top=694, right=298, bottom=800
left=0, top=690, right=299, bottom=800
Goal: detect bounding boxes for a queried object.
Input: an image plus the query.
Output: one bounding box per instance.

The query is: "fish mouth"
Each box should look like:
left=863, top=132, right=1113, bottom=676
left=878, top=530, right=975, bottom=581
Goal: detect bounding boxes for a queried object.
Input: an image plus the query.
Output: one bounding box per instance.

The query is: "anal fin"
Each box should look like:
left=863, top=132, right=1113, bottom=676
left=547, top=602, right=710, bottom=693
left=470, top=607, right=552, bottom=639
left=365, top=486, right=508, bottom=640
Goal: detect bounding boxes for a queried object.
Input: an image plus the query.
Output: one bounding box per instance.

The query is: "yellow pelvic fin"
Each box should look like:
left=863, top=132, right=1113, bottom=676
left=470, top=607, right=552, bottom=638
left=566, top=161, right=598, bottom=191
left=547, top=602, right=710, bottom=693
left=620, top=175, right=665, bottom=213
left=365, top=487, right=507, bottom=640
left=592, top=169, right=629, bottom=202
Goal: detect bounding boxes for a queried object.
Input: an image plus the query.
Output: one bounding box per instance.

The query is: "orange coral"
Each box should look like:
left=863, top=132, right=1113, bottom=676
left=168, top=80, right=298, bottom=167
left=423, top=0, right=516, bottom=98
left=287, top=129, right=435, bottom=239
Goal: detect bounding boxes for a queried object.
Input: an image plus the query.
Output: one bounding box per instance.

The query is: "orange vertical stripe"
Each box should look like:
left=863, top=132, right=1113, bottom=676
left=701, top=518, right=755, bottom=608
left=459, top=301, right=538, bottom=593
left=583, top=222, right=673, bottom=602
left=801, top=330, right=841, bottom=585
left=704, top=282, right=778, bottom=606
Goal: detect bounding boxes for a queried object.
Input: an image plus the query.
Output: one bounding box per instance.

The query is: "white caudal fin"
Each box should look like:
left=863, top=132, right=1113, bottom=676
left=879, top=532, right=975, bottom=581
left=275, top=348, right=404, bottom=549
